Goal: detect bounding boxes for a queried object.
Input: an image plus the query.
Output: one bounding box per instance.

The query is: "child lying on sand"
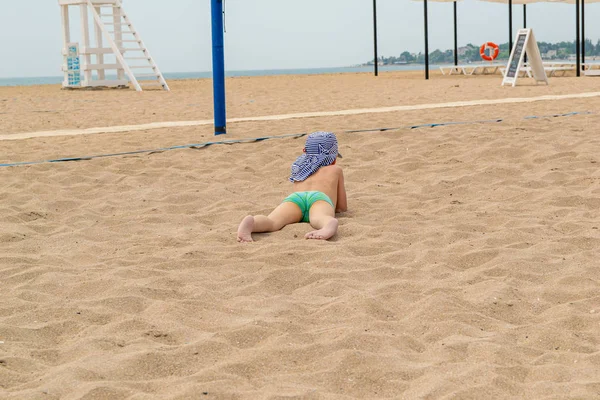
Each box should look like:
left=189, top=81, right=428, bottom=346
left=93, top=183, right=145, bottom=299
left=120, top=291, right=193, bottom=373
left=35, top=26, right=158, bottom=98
left=237, top=131, right=347, bottom=242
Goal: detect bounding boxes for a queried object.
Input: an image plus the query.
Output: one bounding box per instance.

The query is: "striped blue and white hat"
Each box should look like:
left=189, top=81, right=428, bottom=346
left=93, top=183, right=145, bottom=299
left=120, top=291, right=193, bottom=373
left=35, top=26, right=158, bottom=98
left=289, top=131, right=340, bottom=182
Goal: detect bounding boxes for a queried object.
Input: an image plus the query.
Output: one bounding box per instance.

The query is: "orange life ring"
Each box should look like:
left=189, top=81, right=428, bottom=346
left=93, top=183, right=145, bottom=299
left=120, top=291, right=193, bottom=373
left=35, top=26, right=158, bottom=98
left=480, top=42, right=499, bottom=61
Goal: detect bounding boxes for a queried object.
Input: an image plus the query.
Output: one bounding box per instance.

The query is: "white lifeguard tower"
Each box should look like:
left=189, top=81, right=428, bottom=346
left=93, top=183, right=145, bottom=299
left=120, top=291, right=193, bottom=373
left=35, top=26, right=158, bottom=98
left=59, top=0, right=169, bottom=91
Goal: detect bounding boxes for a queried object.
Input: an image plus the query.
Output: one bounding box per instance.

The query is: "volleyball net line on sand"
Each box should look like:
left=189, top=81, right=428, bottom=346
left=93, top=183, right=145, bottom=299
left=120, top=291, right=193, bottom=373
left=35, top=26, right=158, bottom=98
left=3, top=90, right=600, bottom=142
left=0, top=111, right=592, bottom=168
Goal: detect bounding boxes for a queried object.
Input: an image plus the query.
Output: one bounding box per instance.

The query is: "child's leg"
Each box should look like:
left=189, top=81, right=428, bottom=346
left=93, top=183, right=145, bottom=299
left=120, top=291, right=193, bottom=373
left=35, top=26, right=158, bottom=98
left=237, top=202, right=302, bottom=242
left=305, top=201, right=338, bottom=240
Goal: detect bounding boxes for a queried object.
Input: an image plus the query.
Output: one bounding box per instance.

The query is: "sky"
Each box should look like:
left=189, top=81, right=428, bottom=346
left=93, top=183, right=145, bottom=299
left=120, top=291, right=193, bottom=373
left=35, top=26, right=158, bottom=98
left=0, top=0, right=598, bottom=78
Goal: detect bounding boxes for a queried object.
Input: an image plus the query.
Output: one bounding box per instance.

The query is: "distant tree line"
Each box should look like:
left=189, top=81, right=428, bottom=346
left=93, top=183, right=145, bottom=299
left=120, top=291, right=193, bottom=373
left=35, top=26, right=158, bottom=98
left=366, top=39, right=600, bottom=65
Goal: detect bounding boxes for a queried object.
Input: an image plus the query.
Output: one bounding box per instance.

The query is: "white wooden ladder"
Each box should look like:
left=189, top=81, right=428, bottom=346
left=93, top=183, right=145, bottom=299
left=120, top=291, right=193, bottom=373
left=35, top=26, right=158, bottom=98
left=87, top=0, right=170, bottom=91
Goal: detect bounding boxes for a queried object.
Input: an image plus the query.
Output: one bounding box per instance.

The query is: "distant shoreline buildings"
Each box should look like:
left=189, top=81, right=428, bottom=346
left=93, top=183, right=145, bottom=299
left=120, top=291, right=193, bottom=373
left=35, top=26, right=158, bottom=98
left=363, top=40, right=600, bottom=66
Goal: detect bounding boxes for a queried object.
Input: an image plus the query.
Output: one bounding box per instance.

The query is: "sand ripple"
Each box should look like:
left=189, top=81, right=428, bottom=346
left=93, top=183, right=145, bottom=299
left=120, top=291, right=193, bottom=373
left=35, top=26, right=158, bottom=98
left=2, top=76, right=600, bottom=398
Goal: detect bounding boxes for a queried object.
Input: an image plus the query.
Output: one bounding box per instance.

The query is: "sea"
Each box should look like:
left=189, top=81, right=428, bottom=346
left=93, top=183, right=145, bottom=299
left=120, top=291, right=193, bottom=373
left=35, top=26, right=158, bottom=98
left=0, top=64, right=441, bottom=87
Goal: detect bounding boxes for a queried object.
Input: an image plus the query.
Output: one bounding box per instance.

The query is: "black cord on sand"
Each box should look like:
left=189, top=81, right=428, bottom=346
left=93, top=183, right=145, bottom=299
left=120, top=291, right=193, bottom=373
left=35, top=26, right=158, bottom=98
left=0, top=111, right=591, bottom=168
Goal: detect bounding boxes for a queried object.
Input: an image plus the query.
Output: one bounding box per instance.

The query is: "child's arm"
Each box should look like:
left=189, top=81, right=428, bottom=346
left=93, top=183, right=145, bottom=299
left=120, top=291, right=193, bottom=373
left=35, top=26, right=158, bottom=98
left=336, top=169, right=348, bottom=213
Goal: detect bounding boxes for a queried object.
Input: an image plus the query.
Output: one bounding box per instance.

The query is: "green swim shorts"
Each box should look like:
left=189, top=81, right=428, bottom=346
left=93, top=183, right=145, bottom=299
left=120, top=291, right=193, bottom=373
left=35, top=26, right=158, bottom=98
left=282, top=191, right=334, bottom=223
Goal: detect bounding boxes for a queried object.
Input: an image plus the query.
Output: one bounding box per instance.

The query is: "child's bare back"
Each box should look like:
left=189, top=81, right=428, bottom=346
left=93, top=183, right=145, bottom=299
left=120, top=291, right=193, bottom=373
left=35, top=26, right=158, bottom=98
left=292, top=165, right=347, bottom=212
left=237, top=132, right=347, bottom=242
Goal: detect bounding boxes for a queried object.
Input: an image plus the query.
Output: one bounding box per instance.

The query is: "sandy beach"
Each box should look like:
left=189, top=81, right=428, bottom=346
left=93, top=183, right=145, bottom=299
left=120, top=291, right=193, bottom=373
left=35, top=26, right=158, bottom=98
left=1, top=71, right=600, bottom=399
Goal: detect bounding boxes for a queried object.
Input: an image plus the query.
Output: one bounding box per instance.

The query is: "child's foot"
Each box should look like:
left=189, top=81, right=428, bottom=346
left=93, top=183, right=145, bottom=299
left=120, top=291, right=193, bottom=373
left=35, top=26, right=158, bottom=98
left=305, top=219, right=338, bottom=240
left=237, top=216, right=255, bottom=242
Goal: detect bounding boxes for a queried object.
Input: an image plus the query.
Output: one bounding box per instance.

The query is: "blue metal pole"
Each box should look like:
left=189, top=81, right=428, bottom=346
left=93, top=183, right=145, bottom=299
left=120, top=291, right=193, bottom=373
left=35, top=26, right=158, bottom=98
left=211, top=0, right=226, bottom=135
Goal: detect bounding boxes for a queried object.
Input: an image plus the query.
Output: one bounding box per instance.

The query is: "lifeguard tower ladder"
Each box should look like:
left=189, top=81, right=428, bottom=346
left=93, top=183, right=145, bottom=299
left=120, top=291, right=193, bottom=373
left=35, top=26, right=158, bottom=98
left=59, top=0, right=169, bottom=91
